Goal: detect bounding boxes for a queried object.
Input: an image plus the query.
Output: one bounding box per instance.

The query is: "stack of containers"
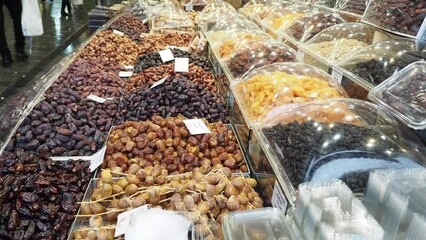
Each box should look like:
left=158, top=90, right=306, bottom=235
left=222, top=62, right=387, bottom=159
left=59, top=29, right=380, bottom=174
left=364, top=168, right=426, bottom=239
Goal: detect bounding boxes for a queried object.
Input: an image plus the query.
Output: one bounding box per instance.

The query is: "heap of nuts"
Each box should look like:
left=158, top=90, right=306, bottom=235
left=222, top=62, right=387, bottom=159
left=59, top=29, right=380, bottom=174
left=138, top=33, right=194, bottom=55
left=0, top=151, right=92, bottom=239
left=109, top=14, right=149, bottom=41
left=125, top=63, right=217, bottom=93
left=6, top=88, right=118, bottom=156
left=72, top=166, right=262, bottom=239
left=119, top=76, right=228, bottom=123
left=134, top=48, right=211, bottom=72
left=48, top=59, right=125, bottom=98
left=104, top=116, right=246, bottom=174
left=78, top=30, right=143, bottom=66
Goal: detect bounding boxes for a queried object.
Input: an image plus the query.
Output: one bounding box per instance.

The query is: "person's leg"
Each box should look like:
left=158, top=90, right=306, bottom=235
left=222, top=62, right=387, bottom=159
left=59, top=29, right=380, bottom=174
left=66, top=0, right=71, bottom=14
left=0, top=1, right=12, bottom=66
left=4, top=0, right=27, bottom=61
left=61, top=0, right=68, bottom=15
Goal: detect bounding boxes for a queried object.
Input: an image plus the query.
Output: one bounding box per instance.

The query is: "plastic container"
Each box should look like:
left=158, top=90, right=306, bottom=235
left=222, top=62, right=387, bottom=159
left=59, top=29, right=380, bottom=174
left=263, top=5, right=313, bottom=31
left=254, top=1, right=292, bottom=21
left=197, top=7, right=239, bottom=32
left=150, top=5, right=195, bottom=34
left=231, top=62, right=347, bottom=126
left=368, top=61, right=426, bottom=130
left=225, top=40, right=298, bottom=80
left=304, top=23, right=386, bottom=65
left=338, top=39, right=425, bottom=88
left=335, top=0, right=368, bottom=15
left=253, top=98, right=426, bottom=202
left=215, top=29, right=271, bottom=59
left=238, top=0, right=269, bottom=18
left=305, top=0, right=338, bottom=8
left=362, top=0, right=425, bottom=37
left=206, top=15, right=259, bottom=42
left=285, top=11, right=345, bottom=43
left=222, top=208, right=295, bottom=240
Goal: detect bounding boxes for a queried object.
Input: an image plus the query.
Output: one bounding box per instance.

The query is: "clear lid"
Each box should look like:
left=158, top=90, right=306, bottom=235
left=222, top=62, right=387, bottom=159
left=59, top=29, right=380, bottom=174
left=305, top=23, right=385, bottom=64
left=197, top=7, right=239, bottom=32
left=225, top=40, right=298, bottom=79
left=305, top=0, right=338, bottom=8
left=232, top=62, right=347, bottom=125
left=222, top=208, right=294, bottom=240
left=368, top=61, right=426, bottom=130
left=207, top=15, right=259, bottom=37
left=238, top=0, right=270, bottom=18
left=215, top=29, right=271, bottom=59
left=362, top=0, right=425, bottom=37
left=183, top=0, right=209, bottom=5
left=151, top=5, right=195, bottom=33
left=335, top=0, right=368, bottom=15
left=254, top=98, right=426, bottom=197
left=199, top=0, right=235, bottom=16
left=339, top=39, right=425, bottom=87
left=264, top=5, right=313, bottom=30
left=285, top=11, right=346, bottom=43
left=255, top=1, right=292, bottom=20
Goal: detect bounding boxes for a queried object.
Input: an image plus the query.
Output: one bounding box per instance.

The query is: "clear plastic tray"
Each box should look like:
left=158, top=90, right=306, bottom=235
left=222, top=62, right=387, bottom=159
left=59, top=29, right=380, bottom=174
left=238, top=0, right=269, bottom=18
left=263, top=5, right=313, bottom=31
left=222, top=208, right=295, bottom=240
left=206, top=14, right=259, bottom=39
left=304, top=23, right=386, bottom=64
left=150, top=5, right=195, bottom=34
left=305, top=0, right=338, bottom=8
left=197, top=7, right=239, bottom=32
left=338, top=39, right=424, bottom=88
left=253, top=98, right=426, bottom=202
left=285, top=11, right=346, bottom=43
left=254, top=1, right=292, bottom=21
left=362, top=0, right=426, bottom=37
left=335, top=0, right=368, bottom=15
left=368, top=61, right=426, bottom=130
left=225, top=40, right=298, bottom=80
left=231, top=62, right=347, bottom=127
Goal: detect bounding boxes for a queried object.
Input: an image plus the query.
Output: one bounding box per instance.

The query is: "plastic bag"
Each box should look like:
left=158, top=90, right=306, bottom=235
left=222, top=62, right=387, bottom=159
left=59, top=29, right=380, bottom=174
left=21, top=0, right=44, bottom=36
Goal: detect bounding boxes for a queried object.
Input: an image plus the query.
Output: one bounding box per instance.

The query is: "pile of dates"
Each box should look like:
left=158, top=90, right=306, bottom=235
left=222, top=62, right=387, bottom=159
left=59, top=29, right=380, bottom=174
left=78, top=30, right=142, bottom=66
left=109, top=13, right=149, bottom=41
left=126, top=63, right=217, bottom=93
left=119, top=76, right=227, bottom=123
left=48, top=59, right=125, bottom=98
left=6, top=88, right=118, bottom=156
left=138, top=33, right=194, bottom=55
left=134, top=48, right=211, bottom=72
left=104, top=116, right=246, bottom=174
left=0, top=151, right=91, bottom=239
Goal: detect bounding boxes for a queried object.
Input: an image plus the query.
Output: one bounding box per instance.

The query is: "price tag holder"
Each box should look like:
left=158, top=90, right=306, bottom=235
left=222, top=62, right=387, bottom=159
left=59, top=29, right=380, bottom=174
left=159, top=49, right=174, bottom=63
left=185, top=4, right=193, bottom=11
left=174, top=58, right=189, bottom=72
left=150, top=77, right=168, bottom=89
left=87, top=94, right=106, bottom=103
left=115, top=205, right=149, bottom=237
left=124, top=65, right=134, bottom=70
left=271, top=181, right=287, bottom=213
left=119, top=71, right=133, bottom=78
left=89, top=146, right=107, bottom=172
left=113, top=30, right=124, bottom=36
left=183, top=119, right=211, bottom=135
left=331, top=68, right=344, bottom=84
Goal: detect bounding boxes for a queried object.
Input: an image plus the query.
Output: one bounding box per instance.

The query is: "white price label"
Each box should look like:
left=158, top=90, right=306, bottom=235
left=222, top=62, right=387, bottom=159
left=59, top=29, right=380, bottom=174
left=174, top=58, right=189, bottom=72
left=271, top=181, right=287, bottom=213
left=113, top=30, right=124, bottom=36
left=87, top=94, right=106, bottom=103
left=119, top=71, right=133, bottom=77
left=89, top=146, right=107, bottom=172
left=150, top=77, right=168, bottom=89
left=140, top=33, right=149, bottom=39
left=124, top=65, right=134, bottom=70
left=159, top=49, right=174, bottom=63
left=298, top=49, right=304, bottom=61
left=183, top=119, right=211, bottom=135
left=115, top=205, right=149, bottom=237
left=185, top=4, right=193, bottom=11
left=331, top=68, right=344, bottom=84
left=415, top=18, right=426, bottom=51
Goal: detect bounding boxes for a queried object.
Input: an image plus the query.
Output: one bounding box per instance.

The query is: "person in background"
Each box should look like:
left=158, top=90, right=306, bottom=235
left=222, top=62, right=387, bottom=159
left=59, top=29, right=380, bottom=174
left=61, top=0, right=71, bottom=16
left=0, top=0, right=28, bottom=67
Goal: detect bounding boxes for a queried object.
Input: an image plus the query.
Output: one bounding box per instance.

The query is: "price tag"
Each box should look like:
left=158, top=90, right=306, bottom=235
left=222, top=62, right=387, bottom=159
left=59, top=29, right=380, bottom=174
left=185, top=4, right=193, bottom=11
left=159, top=49, right=174, bottom=63
left=331, top=68, right=344, bottom=84
left=124, top=65, right=134, bottom=70
left=150, top=77, right=167, bottom=89
left=174, top=58, right=189, bottom=72
left=89, top=146, right=107, bottom=172
left=115, top=205, right=149, bottom=237
left=87, top=94, right=106, bottom=103
left=298, top=49, right=304, bottom=61
left=113, top=30, right=124, bottom=36
left=271, top=181, right=287, bottom=213
left=119, top=71, right=133, bottom=77
left=183, top=119, right=211, bottom=135
left=415, top=18, right=426, bottom=51
left=140, top=33, right=149, bottom=39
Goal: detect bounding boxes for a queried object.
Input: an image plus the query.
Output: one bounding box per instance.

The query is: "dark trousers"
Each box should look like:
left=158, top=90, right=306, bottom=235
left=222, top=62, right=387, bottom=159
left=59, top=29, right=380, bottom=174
left=0, top=0, right=25, bottom=57
left=61, top=0, right=71, bottom=13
